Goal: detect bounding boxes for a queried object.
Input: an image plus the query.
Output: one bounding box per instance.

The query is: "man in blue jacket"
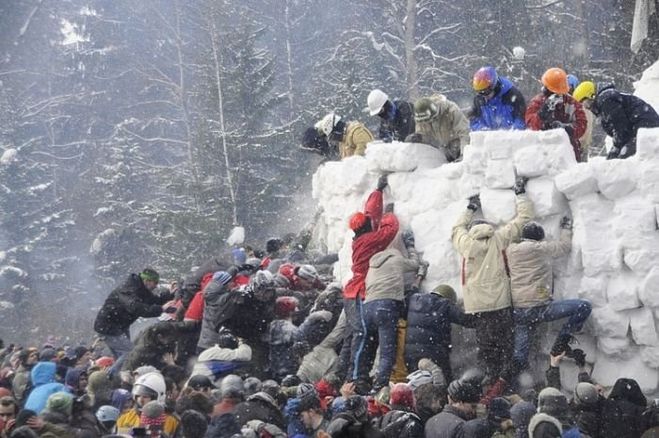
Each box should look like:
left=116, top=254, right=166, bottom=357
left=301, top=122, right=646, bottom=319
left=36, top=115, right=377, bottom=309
left=469, top=66, right=526, bottom=131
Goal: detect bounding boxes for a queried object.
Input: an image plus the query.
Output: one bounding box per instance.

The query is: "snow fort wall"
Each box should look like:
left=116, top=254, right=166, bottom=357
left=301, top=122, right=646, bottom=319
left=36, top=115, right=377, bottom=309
left=312, top=128, right=659, bottom=393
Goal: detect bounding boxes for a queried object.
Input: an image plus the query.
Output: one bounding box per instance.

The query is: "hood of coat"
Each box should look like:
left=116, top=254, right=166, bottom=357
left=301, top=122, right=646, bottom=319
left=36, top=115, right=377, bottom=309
left=247, top=391, right=277, bottom=408
left=31, top=361, right=58, bottom=386
left=468, top=223, right=495, bottom=240
left=369, top=248, right=401, bottom=269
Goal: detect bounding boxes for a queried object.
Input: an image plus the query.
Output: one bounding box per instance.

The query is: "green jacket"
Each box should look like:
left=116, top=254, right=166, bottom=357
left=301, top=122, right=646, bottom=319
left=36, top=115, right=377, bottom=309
left=415, top=94, right=470, bottom=161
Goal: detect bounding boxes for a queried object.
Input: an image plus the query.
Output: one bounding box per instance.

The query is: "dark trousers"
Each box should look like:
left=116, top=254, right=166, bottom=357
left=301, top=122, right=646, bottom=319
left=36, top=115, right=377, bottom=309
left=344, top=297, right=366, bottom=381
left=355, top=299, right=401, bottom=387
left=473, top=308, right=514, bottom=381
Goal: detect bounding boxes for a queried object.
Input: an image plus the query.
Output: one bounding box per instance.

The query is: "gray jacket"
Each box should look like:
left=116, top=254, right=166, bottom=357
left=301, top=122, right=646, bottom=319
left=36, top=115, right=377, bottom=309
left=364, top=248, right=420, bottom=304
left=197, top=281, right=229, bottom=350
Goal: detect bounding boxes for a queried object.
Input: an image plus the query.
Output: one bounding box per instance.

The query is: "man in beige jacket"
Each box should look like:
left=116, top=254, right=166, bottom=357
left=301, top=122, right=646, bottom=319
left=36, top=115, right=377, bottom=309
left=315, top=113, right=374, bottom=159
left=506, top=217, right=591, bottom=377
left=451, top=177, right=533, bottom=400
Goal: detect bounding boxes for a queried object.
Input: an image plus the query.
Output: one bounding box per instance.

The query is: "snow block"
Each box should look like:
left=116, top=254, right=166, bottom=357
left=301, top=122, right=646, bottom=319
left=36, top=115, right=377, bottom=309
left=606, top=273, right=641, bottom=311
left=458, top=173, right=485, bottom=199
left=640, top=162, right=659, bottom=203
left=629, top=307, right=659, bottom=346
left=621, top=236, right=659, bottom=275
left=462, top=145, right=486, bottom=175
left=593, top=158, right=638, bottom=200
left=525, top=177, right=566, bottom=217
left=365, top=141, right=447, bottom=173
left=577, top=276, right=608, bottom=308
left=554, top=163, right=598, bottom=200
left=485, top=139, right=512, bottom=160
left=640, top=268, right=659, bottom=308
left=481, top=189, right=516, bottom=224
left=635, top=128, right=659, bottom=161
left=590, top=305, right=629, bottom=338
left=592, top=353, right=658, bottom=393
left=640, top=346, right=659, bottom=369
left=597, top=337, right=631, bottom=358
left=484, top=159, right=516, bottom=189
left=514, top=145, right=549, bottom=177
left=313, top=158, right=370, bottom=198
left=468, top=131, right=487, bottom=150
left=611, top=196, right=657, bottom=240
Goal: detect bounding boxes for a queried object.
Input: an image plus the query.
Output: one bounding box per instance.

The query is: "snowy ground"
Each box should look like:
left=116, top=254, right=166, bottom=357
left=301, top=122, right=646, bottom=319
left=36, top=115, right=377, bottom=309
left=312, top=60, right=659, bottom=392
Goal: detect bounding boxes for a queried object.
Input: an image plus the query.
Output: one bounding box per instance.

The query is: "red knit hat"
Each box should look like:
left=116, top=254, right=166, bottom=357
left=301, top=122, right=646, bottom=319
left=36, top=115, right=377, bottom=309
left=349, top=212, right=368, bottom=231
left=95, top=356, right=115, bottom=368
left=390, top=383, right=415, bottom=410
left=275, top=296, right=299, bottom=318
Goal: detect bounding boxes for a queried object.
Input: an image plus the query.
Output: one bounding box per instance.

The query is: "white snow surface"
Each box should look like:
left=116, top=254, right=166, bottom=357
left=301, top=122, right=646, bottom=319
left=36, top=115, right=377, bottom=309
left=226, top=226, right=245, bottom=246
left=0, top=148, right=17, bottom=165
left=313, top=127, right=659, bottom=392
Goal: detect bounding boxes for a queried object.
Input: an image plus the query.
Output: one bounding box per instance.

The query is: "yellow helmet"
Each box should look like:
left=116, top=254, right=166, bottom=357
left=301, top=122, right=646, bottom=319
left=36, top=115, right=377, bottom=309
left=573, top=81, right=597, bottom=102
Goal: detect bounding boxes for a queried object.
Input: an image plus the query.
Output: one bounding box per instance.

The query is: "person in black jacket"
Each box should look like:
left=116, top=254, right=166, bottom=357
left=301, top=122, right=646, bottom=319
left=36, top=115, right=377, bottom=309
left=404, top=285, right=476, bottom=383
left=367, top=89, right=416, bottom=142
left=573, top=81, right=659, bottom=159
left=94, top=268, right=173, bottom=358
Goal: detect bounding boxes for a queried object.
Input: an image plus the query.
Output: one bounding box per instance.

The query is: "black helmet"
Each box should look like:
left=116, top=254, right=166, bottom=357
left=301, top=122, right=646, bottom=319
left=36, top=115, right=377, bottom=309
left=448, top=379, right=481, bottom=403
left=217, top=330, right=239, bottom=350
left=522, top=222, right=545, bottom=241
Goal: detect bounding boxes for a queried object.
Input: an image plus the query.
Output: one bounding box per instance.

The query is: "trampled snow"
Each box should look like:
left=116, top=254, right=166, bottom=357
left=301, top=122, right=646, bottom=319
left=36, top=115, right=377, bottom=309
left=313, top=126, right=659, bottom=392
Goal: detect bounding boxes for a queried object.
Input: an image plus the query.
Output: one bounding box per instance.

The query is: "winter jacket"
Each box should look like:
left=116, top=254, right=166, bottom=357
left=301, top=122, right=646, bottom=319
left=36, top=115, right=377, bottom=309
left=212, top=288, right=274, bottom=342
left=268, top=319, right=300, bottom=379
left=525, top=92, right=587, bottom=161
left=24, top=362, right=69, bottom=414
left=190, top=343, right=252, bottom=382
left=115, top=408, right=179, bottom=436
left=233, top=392, right=286, bottom=430
left=206, top=412, right=242, bottom=438
left=121, top=321, right=178, bottom=372
left=374, top=409, right=424, bottom=438
left=38, top=411, right=76, bottom=438
left=294, top=309, right=335, bottom=348
left=451, top=195, right=534, bottom=314
left=527, top=413, right=562, bottom=438
left=379, top=100, right=416, bottom=142
left=197, top=280, right=231, bottom=350
left=339, top=121, right=373, bottom=158
left=326, top=412, right=384, bottom=437
left=413, top=94, right=470, bottom=162
left=365, top=248, right=420, bottom=304
left=424, top=405, right=472, bottom=438
left=506, top=228, right=572, bottom=308
left=296, top=310, right=347, bottom=382
left=343, top=190, right=400, bottom=300
left=469, top=77, right=526, bottom=131
left=404, top=292, right=475, bottom=371
left=592, top=83, right=659, bottom=158
left=181, top=256, right=230, bottom=309
left=94, top=274, right=171, bottom=336
left=11, top=364, right=32, bottom=403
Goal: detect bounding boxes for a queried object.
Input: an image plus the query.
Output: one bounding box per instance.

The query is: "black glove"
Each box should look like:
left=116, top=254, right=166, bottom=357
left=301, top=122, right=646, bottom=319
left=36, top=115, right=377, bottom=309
left=384, top=203, right=395, bottom=213
left=538, top=102, right=553, bottom=122
left=405, top=133, right=423, bottom=143
left=376, top=174, right=389, bottom=191
left=382, top=136, right=393, bottom=143
left=513, top=176, right=528, bottom=195
left=162, top=306, right=178, bottom=314
left=402, top=229, right=415, bottom=248
left=606, top=146, right=620, bottom=160
left=618, top=142, right=635, bottom=159
left=473, top=95, right=486, bottom=109
left=560, top=216, right=572, bottom=230
left=467, top=194, right=481, bottom=212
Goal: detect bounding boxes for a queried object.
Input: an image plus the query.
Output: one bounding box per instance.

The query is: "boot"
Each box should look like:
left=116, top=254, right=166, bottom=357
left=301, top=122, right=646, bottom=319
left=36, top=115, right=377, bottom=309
left=567, top=348, right=586, bottom=368
left=550, top=334, right=576, bottom=356
left=479, top=377, right=507, bottom=407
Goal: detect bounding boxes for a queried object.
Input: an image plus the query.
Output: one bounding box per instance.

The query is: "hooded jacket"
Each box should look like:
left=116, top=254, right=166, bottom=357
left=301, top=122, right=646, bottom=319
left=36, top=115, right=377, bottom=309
left=414, top=94, right=470, bottom=162
left=24, top=362, right=69, bottom=413
left=451, top=195, right=534, bottom=314
left=343, top=189, right=400, bottom=300
left=593, top=83, right=659, bottom=155
left=268, top=319, right=300, bottom=379
left=339, top=121, right=373, bottom=158
left=233, top=392, right=286, bottom=430
left=364, top=247, right=420, bottom=303
left=94, top=274, right=169, bottom=336
left=197, top=280, right=231, bottom=350
left=379, top=100, right=416, bottom=141
left=424, top=405, right=472, bottom=438
left=506, top=228, right=572, bottom=308
left=470, top=77, right=526, bottom=131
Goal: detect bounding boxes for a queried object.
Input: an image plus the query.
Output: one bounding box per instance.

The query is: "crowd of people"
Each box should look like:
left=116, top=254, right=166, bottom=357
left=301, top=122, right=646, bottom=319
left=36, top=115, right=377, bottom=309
left=0, top=65, right=658, bottom=438
left=301, top=66, right=659, bottom=162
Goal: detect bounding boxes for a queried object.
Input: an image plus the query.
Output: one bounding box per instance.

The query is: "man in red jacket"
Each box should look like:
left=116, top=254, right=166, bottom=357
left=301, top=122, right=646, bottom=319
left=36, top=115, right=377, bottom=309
left=525, top=67, right=587, bottom=161
left=342, top=175, right=399, bottom=394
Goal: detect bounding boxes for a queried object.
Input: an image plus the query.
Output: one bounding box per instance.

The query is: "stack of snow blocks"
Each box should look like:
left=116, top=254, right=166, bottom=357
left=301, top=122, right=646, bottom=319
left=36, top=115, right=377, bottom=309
left=312, top=129, right=659, bottom=393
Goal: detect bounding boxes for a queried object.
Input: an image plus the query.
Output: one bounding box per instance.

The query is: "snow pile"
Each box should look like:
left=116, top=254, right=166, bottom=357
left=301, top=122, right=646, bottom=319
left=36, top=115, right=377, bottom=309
left=634, top=58, right=659, bottom=112
left=313, top=127, right=659, bottom=393
left=0, top=148, right=17, bottom=165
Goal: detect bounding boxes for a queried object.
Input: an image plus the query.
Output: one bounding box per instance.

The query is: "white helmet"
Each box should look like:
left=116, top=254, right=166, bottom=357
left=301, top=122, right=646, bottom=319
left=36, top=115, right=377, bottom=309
left=296, top=264, right=318, bottom=282
left=315, top=113, right=340, bottom=137
left=132, top=371, right=166, bottom=403
left=367, top=89, right=389, bottom=116
left=96, top=405, right=120, bottom=423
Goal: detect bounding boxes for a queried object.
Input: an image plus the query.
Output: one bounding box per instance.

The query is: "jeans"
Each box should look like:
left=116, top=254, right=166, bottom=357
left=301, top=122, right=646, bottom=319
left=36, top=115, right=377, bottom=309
left=343, top=298, right=366, bottom=381
left=101, top=332, right=133, bottom=358
left=512, top=299, right=592, bottom=372
left=356, top=299, right=401, bottom=387
left=473, top=308, right=514, bottom=381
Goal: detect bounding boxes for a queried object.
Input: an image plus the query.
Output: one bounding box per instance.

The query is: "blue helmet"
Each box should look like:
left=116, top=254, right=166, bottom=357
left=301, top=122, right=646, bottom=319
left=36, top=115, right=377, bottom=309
left=567, top=74, right=579, bottom=92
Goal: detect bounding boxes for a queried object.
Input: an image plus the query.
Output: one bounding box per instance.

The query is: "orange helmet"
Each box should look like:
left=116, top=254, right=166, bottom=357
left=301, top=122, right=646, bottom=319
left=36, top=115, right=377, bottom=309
left=541, top=68, right=569, bottom=94
left=349, top=212, right=369, bottom=231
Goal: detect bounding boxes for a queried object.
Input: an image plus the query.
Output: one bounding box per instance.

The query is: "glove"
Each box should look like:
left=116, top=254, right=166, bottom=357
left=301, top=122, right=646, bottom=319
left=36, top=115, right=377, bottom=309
left=405, top=133, right=423, bottom=143
left=606, top=146, right=620, bottom=160
left=560, top=216, right=572, bottom=230
left=376, top=174, right=388, bottom=191
left=402, top=229, right=415, bottom=248
left=382, top=136, right=393, bottom=143
left=384, top=203, right=394, bottom=213
left=513, top=176, right=528, bottom=195
left=467, top=194, right=481, bottom=212
left=417, top=261, right=430, bottom=279
left=619, top=143, right=635, bottom=159
left=538, top=101, right=553, bottom=122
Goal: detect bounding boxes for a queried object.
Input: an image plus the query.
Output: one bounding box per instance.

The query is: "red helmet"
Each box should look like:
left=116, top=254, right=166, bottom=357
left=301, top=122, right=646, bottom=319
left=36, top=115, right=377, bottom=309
left=349, top=212, right=369, bottom=231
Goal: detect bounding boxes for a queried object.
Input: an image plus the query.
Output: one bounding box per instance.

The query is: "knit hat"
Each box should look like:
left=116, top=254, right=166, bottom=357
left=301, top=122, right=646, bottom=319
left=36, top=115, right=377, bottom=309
left=39, top=348, right=57, bottom=362
left=220, top=374, right=244, bottom=399
left=537, top=387, right=568, bottom=417
left=46, top=392, right=74, bottom=417
left=261, top=380, right=281, bottom=400
left=488, top=397, right=511, bottom=421
left=315, top=379, right=336, bottom=399
left=87, top=371, right=112, bottom=396
left=95, top=356, right=115, bottom=368
left=188, top=375, right=214, bottom=391
left=431, top=284, right=457, bottom=303
left=275, top=296, right=299, bottom=318
left=447, top=378, right=481, bottom=403
left=390, top=383, right=415, bottom=410
left=510, top=400, right=536, bottom=431
left=140, top=401, right=165, bottom=429
left=140, top=268, right=160, bottom=283
left=574, top=382, right=599, bottom=406
left=243, top=376, right=262, bottom=396
left=73, top=346, right=89, bottom=361
left=407, top=370, right=433, bottom=390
